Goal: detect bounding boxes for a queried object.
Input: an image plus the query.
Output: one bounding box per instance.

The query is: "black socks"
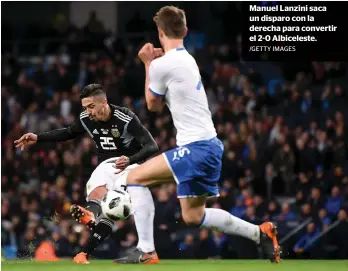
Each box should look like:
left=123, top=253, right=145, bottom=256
left=82, top=218, right=114, bottom=255
left=85, top=200, right=102, bottom=218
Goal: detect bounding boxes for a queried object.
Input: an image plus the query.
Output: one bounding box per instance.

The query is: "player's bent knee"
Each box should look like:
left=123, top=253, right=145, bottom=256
left=126, top=168, right=145, bottom=185
left=182, top=211, right=204, bottom=226
left=88, top=185, right=108, bottom=201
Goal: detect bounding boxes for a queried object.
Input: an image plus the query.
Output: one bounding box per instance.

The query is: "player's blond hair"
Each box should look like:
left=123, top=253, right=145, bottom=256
left=153, top=6, right=186, bottom=39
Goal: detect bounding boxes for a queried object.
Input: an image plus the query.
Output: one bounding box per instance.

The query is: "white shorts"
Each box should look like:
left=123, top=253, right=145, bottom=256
left=85, top=157, right=138, bottom=201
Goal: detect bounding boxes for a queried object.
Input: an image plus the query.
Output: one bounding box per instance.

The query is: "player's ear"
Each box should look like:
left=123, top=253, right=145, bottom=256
left=183, top=27, right=188, bottom=38
left=158, top=27, right=164, bottom=38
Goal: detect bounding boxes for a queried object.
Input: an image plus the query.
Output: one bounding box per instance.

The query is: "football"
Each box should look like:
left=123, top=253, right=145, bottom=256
left=101, top=189, right=132, bottom=221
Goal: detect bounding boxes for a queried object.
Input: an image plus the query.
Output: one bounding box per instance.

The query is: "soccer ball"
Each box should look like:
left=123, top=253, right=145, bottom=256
left=101, top=190, right=132, bottom=221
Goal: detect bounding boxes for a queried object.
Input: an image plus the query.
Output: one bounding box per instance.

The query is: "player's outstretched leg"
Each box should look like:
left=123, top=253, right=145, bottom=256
left=203, top=208, right=280, bottom=262
left=180, top=198, right=281, bottom=263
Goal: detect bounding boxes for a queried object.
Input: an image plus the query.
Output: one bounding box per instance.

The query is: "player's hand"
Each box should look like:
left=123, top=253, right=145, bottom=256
left=153, top=48, right=164, bottom=59
left=138, top=43, right=163, bottom=65
left=115, top=156, right=130, bottom=172
left=14, top=133, right=38, bottom=151
left=138, top=43, right=154, bottom=65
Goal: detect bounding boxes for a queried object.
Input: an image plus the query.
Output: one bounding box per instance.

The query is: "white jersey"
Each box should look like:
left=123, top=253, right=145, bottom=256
left=149, top=47, right=216, bottom=146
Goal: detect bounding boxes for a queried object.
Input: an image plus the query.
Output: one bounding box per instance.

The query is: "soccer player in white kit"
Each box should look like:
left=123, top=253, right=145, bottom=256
left=114, top=6, right=281, bottom=264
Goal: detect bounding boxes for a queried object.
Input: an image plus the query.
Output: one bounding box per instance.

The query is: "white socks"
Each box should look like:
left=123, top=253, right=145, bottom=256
left=201, top=208, right=260, bottom=243
left=127, top=186, right=260, bottom=252
left=127, top=185, right=155, bottom=253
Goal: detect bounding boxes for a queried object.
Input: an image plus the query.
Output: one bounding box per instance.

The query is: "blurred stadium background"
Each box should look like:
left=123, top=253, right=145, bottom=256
left=1, top=1, right=348, bottom=262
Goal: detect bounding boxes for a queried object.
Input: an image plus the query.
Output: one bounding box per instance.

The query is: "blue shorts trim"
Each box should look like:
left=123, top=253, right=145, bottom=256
left=162, top=153, right=179, bottom=184
left=176, top=180, right=220, bottom=198
left=177, top=193, right=220, bottom=199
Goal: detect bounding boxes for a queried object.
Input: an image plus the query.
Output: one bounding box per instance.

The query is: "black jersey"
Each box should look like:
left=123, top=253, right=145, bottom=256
left=37, top=104, right=158, bottom=164
left=79, top=104, right=145, bottom=162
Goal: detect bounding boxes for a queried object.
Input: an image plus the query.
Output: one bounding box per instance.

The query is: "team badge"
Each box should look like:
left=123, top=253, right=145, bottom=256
left=111, top=128, right=120, bottom=138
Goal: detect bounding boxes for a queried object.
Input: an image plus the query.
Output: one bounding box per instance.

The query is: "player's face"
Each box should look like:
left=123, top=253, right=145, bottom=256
left=81, top=96, right=107, bottom=121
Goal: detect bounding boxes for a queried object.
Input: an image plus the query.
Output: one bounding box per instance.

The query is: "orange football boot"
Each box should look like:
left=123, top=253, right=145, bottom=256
left=73, top=252, right=90, bottom=264
left=259, top=222, right=281, bottom=263
left=70, top=204, right=96, bottom=230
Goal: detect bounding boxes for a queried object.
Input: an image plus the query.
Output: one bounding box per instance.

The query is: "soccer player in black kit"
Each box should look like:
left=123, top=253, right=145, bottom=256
left=14, top=84, right=160, bottom=264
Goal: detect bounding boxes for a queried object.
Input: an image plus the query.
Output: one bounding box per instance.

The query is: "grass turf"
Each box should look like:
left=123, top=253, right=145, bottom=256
left=2, top=260, right=348, bottom=271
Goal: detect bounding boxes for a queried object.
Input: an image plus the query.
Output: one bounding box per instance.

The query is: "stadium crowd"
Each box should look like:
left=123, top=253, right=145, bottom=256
left=2, top=34, right=348, bottom=260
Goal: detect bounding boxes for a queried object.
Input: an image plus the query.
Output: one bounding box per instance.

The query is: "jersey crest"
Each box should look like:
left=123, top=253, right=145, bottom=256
left=111, top=128, right=120, bottom=138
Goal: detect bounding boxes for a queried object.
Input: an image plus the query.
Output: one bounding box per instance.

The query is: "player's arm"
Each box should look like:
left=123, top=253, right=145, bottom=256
left=138, top=43, right=165, bottom=112
left=127, top=115, right=159, bottom=164
left=14, top=120, right=86, bottom=150
left=145, top=61, right=167, bottom=112
left=37, top=120, right=85, bottom=142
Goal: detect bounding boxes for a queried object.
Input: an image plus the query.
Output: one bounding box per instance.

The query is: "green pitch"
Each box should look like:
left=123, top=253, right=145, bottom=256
left=2, top=260, right=348, bottom=271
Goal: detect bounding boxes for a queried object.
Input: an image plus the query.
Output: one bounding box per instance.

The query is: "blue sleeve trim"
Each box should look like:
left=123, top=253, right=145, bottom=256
left=196, top=80, right=202, bottom=90
left=149, top=88, right=165, bottom=97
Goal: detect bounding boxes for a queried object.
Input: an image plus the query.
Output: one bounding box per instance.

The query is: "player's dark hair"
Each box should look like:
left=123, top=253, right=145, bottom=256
left=80, top=84, right=106, bottom=99
left=153, top=6, right=186, bottom=39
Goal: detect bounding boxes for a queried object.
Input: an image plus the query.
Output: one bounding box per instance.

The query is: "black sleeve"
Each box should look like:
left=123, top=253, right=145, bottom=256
left=127, top=115, right=159, bottom=164
left=37, top=120, right=85, bottom=142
